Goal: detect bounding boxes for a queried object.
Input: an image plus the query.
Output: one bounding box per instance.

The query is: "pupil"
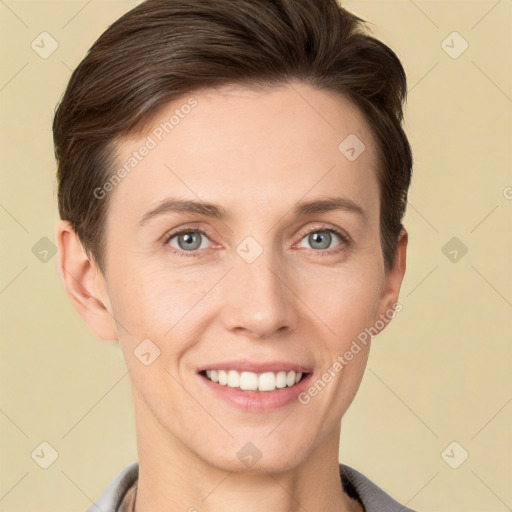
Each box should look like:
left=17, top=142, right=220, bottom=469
left=310, top=231, right=330, bottom=249
left=180, top=232, right=200, bottom=250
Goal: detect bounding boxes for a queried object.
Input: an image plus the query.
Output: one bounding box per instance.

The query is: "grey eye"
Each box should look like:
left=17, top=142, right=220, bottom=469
left=299, top=230, right=341, bottom=251
left=169, top=231, right=209, bottom=251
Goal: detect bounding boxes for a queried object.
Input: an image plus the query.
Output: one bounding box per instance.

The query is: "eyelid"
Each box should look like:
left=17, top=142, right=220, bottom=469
left=163, top=228, right=215, bottom=259
left=296, top=223, right=351, bottom=244
left=292, top=223, right=351, bottom=256
left=162, top=222, right=213, bottom=243
left=164, top=225, right=214, bottom=246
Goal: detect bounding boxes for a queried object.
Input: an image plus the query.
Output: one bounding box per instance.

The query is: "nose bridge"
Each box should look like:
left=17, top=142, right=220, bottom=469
left=220, top=239, right=298, bottom=339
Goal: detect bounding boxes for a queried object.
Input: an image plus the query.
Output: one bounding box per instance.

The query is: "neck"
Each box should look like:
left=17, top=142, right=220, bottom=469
left=131, top=391, right=362, bottom=512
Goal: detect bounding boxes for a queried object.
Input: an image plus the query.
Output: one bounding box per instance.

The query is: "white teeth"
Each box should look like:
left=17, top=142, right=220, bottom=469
left=239, top=371, right=258, bottom=391
left=227, top=370, right=240, bottom=388
left=218, top=369, right=228, bottom=385
left=258, top=372, right=276, bottom=392
left=204, top=369, right=303, bottom=392
left=276, top=371, right=287, bottom=388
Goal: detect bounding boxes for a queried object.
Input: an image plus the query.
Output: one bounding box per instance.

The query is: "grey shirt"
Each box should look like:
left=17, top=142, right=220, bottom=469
left=86, top=461, right=416, bottom=512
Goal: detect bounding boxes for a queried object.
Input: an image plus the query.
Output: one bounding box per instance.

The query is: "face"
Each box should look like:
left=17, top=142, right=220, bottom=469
left=86, top=81, right=405, bottom=473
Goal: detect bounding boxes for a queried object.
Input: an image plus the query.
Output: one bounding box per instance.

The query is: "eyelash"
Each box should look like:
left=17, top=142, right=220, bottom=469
left=163, top=225, right=350, bottom=258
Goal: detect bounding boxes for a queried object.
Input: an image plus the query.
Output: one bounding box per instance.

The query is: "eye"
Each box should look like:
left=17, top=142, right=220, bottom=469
left=296, top=228, right=347, bottom=253
left=163, top=226, right=348, bottom=258
left=166, top=229, right=211, bottom=254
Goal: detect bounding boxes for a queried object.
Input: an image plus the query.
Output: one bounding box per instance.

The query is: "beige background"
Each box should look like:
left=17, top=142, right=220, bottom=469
left=1, top=1, right=511, bottom=511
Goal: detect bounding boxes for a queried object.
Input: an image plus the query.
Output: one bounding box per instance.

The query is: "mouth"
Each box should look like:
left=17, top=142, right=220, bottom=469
left=199, top=369, right=311, bottom=393
left=196, top=360, right=314, bottom=411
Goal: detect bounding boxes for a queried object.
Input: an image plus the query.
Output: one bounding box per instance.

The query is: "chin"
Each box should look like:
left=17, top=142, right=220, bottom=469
left=199, top=435, right=313, bottom=475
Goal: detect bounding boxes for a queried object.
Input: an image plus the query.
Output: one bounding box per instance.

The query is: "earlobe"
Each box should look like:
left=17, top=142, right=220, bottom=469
left=374, top=228, right=408, bottom=333
left=54, top=220, right=118, bottom=341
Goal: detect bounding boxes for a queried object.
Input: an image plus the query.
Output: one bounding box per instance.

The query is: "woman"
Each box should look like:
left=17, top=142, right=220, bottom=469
left=53, top=0, right=414, bottom=510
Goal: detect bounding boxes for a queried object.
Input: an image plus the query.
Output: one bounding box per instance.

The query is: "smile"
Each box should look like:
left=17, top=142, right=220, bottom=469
left=201, top=369, right=307, bottom=392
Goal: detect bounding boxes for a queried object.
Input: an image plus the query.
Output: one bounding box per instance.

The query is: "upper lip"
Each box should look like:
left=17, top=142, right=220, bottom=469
left=197, top=360, right=313, bottom=374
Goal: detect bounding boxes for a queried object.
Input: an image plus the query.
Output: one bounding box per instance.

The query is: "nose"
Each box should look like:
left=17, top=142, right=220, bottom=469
left=219, top=249, right=300, bottom=340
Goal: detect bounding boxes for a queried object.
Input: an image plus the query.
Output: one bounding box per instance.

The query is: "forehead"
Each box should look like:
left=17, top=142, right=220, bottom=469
left=108, top=81, right=379, bottom=225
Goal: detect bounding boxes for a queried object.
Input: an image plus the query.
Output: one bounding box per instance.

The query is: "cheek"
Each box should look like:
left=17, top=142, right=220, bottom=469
left=296, top=263, right=383, bottom=341
left=110, top=264, right=205, bottom=335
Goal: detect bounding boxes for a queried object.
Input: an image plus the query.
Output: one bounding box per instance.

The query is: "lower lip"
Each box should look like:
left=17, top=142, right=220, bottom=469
left=199, top=373, right=313, bottom=412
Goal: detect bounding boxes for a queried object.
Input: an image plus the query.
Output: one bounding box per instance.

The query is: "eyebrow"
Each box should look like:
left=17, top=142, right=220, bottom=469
left=138, top=196, right=367, bottom=226
left=138, top=198, right=229, bottom=226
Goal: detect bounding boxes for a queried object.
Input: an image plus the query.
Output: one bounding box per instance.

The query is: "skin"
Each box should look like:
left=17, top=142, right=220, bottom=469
left=55, top=80, right=407, bottom=512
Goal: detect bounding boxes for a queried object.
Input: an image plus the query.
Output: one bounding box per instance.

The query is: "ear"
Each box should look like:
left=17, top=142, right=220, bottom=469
left=55, top=220, right=118, bottom=341
left=373, top=228, right=408, bottom=333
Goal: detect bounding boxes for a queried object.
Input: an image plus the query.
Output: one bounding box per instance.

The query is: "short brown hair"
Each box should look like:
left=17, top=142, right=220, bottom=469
left=53, top=0, right=412, bottom=273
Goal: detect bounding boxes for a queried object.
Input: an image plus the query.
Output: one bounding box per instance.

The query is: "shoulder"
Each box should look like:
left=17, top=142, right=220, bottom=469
left=339, top=463, right=417, bottom=512
left=86, top=462, right=138, bottom=512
